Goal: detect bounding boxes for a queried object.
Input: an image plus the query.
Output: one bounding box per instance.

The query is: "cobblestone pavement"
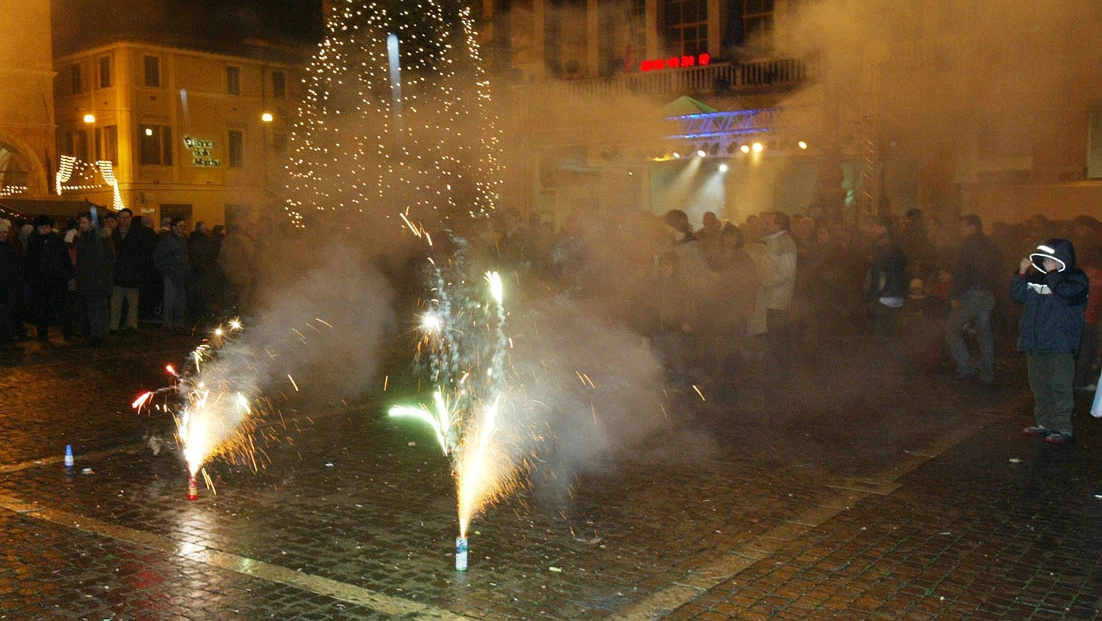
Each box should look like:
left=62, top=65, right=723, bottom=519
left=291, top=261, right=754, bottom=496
left=1, top=328, right=1100, bottom=620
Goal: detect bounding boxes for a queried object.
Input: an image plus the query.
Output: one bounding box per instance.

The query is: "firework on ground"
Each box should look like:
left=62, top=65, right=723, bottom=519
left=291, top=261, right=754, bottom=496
left=132, top=320, right=282, bottom=492
left=390, top=240, right=530, bottom=538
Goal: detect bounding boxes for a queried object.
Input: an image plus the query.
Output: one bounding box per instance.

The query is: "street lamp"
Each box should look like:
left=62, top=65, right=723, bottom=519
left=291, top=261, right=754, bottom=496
left=260, top=111, right=273, bottom=123
left=83, top=113, right=95, bottom=124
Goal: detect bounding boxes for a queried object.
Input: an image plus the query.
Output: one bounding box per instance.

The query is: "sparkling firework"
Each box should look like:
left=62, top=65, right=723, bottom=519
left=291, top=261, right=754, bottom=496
left=390, top=256, right=528, bottom=539
left=133, top=320, right=272, bottom=489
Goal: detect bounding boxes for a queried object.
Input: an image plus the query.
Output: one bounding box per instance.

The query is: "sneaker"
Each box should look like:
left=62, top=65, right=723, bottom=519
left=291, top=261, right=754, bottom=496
left=1023, top=426, right=1048, bottom=437
left=1045, top=431, right=1073, bottom=444
left=1075, top=383, right=1096, bottom=392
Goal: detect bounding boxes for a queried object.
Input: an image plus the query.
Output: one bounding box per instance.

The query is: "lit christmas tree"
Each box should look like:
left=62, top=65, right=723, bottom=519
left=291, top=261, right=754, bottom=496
left=284, top=0, right=502, bottom=229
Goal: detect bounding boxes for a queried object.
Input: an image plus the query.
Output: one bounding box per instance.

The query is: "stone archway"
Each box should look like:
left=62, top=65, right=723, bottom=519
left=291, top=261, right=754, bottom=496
left=0, top=135, right=49, bottom=198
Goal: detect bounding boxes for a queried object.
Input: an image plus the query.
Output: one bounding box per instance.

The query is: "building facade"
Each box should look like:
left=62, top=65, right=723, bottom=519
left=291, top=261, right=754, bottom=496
left=53, top=38, right=301, bottom=228
left=482, top=0, right=1102, bottom=229
left=0, top=0, right=56, bottom=200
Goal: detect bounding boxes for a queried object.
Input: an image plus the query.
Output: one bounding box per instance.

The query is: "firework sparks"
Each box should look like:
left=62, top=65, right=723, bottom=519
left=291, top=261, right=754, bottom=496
left=391, top=260, right=530, bottom=545
left=133, top=321, right=269, bottom=486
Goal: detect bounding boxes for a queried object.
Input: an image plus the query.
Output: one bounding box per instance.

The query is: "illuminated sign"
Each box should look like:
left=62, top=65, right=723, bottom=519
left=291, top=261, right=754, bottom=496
left=183, top=135, right=220, bottom=167
left=640, top=53, right=711, bottom=72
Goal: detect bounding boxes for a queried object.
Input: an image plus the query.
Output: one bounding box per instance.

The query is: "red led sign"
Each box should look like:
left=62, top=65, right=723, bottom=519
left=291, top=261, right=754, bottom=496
left=640, top=53, right=711, bottom=72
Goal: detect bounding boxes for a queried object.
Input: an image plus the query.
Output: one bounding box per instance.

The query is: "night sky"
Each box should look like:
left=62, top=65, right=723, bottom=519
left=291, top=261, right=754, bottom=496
left=53, top=0, right=324, bottom=55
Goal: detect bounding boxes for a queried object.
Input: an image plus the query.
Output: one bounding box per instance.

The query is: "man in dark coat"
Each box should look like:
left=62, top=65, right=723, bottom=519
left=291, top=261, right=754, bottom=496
left=74, top=211, right=116, bottom=347
left=110, top=208, right=155, bottom=332
left=24, top=215, right=74, bottom=341
left=154, top=218, right=190, bottom=330
left=1013, top=238, right=1089, bottom=444
left=187, top=221, right=219, bottom=324
left=864, top=215, right=908, bottom=347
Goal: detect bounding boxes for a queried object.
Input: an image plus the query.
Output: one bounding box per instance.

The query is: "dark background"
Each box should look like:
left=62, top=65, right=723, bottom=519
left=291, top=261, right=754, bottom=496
left=53, top=0, right=324, bottom=55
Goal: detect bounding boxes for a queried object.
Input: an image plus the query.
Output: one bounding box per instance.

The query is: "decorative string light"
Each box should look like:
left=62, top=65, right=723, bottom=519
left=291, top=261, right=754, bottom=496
left=284, top=0, right=504, bottom=228
left=56, top=155, right=76, bottom=195
left=56, top=155, right=124, bottom=210
left=96, top=160, right=126, bottom=210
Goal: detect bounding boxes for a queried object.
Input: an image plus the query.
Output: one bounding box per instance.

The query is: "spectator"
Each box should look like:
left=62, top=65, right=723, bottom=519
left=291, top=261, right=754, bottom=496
left=188, top=221, right=220, bottom=324
left=749, top=211, right=798, bottom=381
left=136, top=216, right=164, bottom=324
left=1013, top=238, right=1089, bottom=443
left=694, top=211, right=723, bottom=270
left=73, top=211, right=115, bottom=347
left=863, top=215, right=907, bottom=349
left=217, top=220, right=257, bottom=317
left=1075, top=244, right=1101, bottom=391
left=154, top=218, right=190, bottom=330
left=712, top=222, right=758, bottom=377
left=0, top=219, right=21, bottom=350
left=946, top=215, right=1002, bottom=384
left=24, top=215, right=73, bottom=342
left=897, top=208, right=934, bottom=281
left=110, top=208, right=154, bottom=333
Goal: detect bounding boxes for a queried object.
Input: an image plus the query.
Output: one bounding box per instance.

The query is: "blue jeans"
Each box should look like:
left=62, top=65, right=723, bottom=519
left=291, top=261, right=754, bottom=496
left=162, top=277, right=187, bottom=329
left=945, top=289, right=995, bottom=380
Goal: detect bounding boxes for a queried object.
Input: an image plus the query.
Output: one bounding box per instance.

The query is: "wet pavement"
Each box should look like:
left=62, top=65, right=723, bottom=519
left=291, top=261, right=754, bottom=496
left=1, top=327, right=1100, bottom=620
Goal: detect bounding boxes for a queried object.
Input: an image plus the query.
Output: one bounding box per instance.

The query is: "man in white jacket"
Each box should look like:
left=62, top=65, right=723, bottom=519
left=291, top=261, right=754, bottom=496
left=750, top=211, right=798, bottom=381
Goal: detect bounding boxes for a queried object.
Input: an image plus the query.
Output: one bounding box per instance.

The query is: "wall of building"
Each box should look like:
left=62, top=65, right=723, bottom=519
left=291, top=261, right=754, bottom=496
left=0, top=0, right=55, bottom=197
left=54, top=41, right=298, bottom=228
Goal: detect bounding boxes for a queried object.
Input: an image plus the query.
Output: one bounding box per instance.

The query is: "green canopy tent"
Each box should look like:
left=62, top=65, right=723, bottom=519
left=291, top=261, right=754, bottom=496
left=663, top=95, right=718, bottom=117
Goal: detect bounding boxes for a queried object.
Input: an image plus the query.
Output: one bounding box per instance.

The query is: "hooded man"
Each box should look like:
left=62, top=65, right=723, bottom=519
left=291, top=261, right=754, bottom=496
left=1013, top=238, right=1090, bottom=444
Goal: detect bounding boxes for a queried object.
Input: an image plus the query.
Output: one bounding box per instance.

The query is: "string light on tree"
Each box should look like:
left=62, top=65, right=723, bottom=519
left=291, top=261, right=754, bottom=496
left=285, top=0, right=503, bottom=228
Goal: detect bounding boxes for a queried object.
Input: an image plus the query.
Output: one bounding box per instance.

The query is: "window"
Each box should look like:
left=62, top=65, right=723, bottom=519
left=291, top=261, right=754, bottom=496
left=272, top=71, right=286, bottom=99
left=138, top=124, right=173, bottom=165
left=64, top=129, right=90, bottom=159
left=1089, top=100, right=1102, bottom=180
left=663, top=0, right=708, bottom=57
left=226, top=66, right=241, bottom=96
left=70, top=64, right=82, bottom=94
left=98, top=56, right=112, bottom=88
left=742, top=0, right=775, bottom=51
left=95, top=125, right=118, bottom=164
left=273, top=132, right=288, bottom=155
left=228, top=130, right=244, bottom=168
left=143, top=55, right=160, bottom=87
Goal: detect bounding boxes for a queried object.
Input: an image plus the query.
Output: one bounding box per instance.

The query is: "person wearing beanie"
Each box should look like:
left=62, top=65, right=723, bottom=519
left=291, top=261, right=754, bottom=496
left=24, top=215, right=74, bottom=342
left=1013, top=238, right=1090, bottom=444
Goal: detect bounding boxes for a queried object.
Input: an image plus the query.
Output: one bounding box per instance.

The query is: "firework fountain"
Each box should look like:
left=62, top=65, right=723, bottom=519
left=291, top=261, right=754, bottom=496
left=389, top=248, right=530, bottom=569
left=133, top=320, right=269, bottom=497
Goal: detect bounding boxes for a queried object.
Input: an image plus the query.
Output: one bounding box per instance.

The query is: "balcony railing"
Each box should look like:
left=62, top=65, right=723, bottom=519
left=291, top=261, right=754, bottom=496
left=522, top=56, right=819, bottom=103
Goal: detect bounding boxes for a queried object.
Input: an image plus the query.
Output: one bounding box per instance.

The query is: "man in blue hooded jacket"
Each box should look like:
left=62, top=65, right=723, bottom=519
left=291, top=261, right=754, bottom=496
left=1012, top=238, right=1090, bottom=444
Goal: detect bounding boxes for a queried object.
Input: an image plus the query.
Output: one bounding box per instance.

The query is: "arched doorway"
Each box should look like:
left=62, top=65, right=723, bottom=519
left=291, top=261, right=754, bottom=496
left=0, top=141, right=34, bottom=197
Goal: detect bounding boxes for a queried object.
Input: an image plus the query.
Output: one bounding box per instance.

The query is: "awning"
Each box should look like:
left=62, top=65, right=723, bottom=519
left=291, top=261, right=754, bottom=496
left=0, top=198, right=110, bottom=223
left=663, top=95, right=719, bottom=117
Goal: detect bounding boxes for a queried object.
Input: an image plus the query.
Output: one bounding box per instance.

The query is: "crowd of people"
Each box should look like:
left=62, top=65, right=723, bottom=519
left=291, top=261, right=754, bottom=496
left=1, top=203, right=1098, bottom=442
left=0, top=209, right=258, bottom=350
left=465, top=206, right=1100, bottom=415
